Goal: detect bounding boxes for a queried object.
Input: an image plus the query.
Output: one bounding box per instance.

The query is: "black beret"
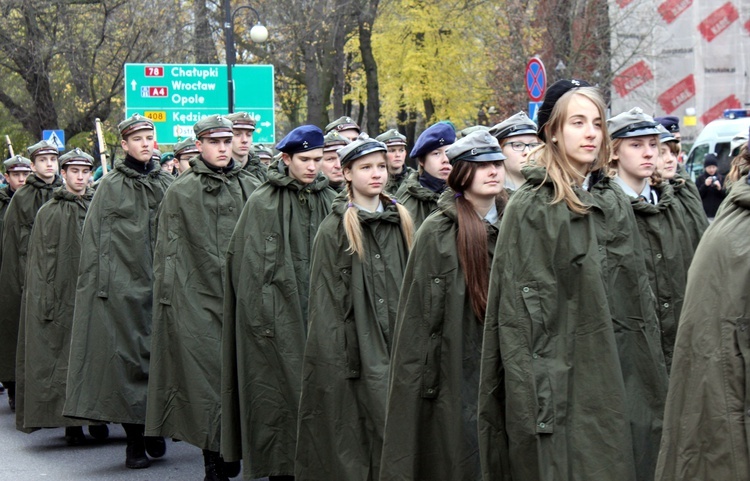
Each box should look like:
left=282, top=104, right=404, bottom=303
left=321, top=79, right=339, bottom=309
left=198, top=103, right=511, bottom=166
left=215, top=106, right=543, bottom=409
left=536, top=79, right=592, bottom=141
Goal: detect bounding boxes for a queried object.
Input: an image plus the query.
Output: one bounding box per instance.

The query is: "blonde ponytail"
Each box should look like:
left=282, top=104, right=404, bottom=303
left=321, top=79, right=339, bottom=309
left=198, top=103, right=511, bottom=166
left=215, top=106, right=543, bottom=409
left=380, top=192, right=414, bottom=251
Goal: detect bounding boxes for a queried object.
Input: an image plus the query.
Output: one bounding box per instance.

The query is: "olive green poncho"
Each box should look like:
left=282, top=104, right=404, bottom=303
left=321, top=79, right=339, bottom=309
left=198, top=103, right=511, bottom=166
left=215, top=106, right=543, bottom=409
left=0, top=173, right=62, bottom=382
left=385, top=165, right=415, bottom=195
left=0, top=185, right=13, bottom=258
left=654, top=176, right=750, bottom=481
left=145, top=159, right=259, bottom=450
left=478, top=166, right=637, bottom=481
left=381, top=190, right=503, bottom=481
left=670, top=170, right=708, bottom=252
left=63, top=159, right=173, bottom=424
left=295, top=192, right=410, bottom=481
left=221, top=160, right=334, bottom=479
left=243, top=154, right=268, bottom=183
left=395, top=172, right=439, bottom=230
left=16, top=187, right=93, bottom=432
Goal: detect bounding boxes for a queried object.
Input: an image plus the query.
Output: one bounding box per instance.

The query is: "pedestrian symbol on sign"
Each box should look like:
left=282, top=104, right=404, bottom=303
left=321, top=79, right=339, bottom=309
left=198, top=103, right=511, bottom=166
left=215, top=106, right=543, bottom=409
left=42, top=129, right=65, bottom=151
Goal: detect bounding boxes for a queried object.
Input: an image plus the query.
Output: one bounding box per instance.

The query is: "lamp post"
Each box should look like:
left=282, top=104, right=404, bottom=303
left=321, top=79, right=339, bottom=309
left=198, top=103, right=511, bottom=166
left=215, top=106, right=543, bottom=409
left=224, top=2, right=269, bottom=113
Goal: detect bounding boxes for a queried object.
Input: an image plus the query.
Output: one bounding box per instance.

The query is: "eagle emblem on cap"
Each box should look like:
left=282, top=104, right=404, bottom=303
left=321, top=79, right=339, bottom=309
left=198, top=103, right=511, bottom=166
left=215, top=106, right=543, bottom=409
left=571, top=79, right=581, bottom=86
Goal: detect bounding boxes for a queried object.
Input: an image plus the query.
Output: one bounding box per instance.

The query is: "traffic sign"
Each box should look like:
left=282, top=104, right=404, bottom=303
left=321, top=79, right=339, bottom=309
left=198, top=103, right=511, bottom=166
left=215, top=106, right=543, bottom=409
left=42, top=130, right=65, bottom=151
left=525, top=58, right=547, bottom=102
left=124, top=64, right=275, bottom=144
left=528, top=102, right=543, bottom=122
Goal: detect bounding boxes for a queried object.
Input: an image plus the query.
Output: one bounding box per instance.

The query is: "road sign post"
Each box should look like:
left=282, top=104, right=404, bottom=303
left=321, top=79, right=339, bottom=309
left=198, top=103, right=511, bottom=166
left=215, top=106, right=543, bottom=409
left=42, top=130, right=65, bottom=151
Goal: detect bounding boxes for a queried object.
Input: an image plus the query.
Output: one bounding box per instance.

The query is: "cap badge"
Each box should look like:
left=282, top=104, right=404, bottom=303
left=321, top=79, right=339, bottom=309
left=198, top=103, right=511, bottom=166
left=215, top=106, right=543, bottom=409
left=303, top=140, right=308, bottom=149
left=439, top=138, right=445, bottom=145
left=571, top=79, right=581, bottom=86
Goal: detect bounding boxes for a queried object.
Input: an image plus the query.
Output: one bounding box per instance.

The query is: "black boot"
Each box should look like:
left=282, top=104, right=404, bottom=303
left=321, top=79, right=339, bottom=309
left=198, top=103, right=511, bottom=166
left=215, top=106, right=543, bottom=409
left=88, top=424, right=109, bottom=441
left=65, top=426, right=86, bottom=446
left=203, top=450, right=229, bottom=481
left=122, top=423, right=150, bottom=469
left=5, top=382, right=15, bottom=411
left=144, top=436, right=166, bottom=458
left=221, top=456, right=241, bottom=478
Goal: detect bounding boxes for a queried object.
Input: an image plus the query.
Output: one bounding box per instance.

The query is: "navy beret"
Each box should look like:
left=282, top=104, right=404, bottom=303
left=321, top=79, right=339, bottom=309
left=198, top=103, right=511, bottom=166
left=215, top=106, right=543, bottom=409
left=410, top=123, right=456, bottom=159
left=275, top=125, right=325, bottom=154
left=654, top=116, right=680, bottom=134
left=536, top=79, right=592, bottom=141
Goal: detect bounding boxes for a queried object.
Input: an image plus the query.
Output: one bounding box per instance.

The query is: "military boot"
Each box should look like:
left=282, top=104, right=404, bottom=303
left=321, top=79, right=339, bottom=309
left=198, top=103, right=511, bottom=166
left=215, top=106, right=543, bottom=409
left=64, top=426, right=86, bottom=446
left=123, top=423, right=150, bottom=469
left=88, top=424, right=110, bottom=441
left=203, top=450, right=229, bottom=481
left=145, top=436, right=167, bottom=458
left=221, top=456, right=241, bottom=478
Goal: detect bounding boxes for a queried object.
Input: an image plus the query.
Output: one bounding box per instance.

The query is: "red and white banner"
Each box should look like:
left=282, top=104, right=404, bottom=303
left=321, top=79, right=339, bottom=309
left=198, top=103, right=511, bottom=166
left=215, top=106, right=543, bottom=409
left=613, top=61, right=654, bottom=97
left=698, top=2, right=739, bottom=41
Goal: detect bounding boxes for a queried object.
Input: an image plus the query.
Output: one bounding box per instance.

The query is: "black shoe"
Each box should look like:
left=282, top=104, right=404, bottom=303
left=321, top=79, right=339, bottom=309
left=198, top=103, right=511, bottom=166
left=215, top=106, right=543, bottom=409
left=144, top=436, right=166, bottom=458
left=6, top=382, right=15, bottom=411
left=88, top=424, right=109, bottom=440
left=65, top=426, right=86, bottom=446
left=7, top=394, right=14, bottom=411
left=123, top=423, right=150, bottom=469
left=221, top=458, right=241, bottom=478
left=203, top=450, right=229, bottom=481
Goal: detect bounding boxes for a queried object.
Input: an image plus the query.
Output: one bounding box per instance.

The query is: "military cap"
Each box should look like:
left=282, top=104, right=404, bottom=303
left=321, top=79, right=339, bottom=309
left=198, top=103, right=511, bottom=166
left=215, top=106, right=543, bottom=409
left=174, top=138, right=199, bottom=157
left=275, top=125, right=325, bottom=154
left=656, top=124, right=677, bottom=143
left=655, top=116, right=680, bottom=134
left=151, top=149, right=162, bottom=162
left=253, top=145, right=273, bottom=160
left=337, top=137, right=387, bottom=168
left=607, top=107, right=661, bottom=139
left=59, top=148, right=94, bottom=168
left=703, top=152, right=718, bottom=167
left=118, top=113, right=154, bottom=138
left=536, top=79, right=592, bottom=141
left=410, top=123, right=456, bottom=159
left=27, top=140, right=59, bottom=159
left=446, top=130, right=506, bottom=164
left=160, top=152, right=175, bottom=165
left=376, top=129, right=407, bottom=146
left=3, top=155, right=32, bottom=172
left=225, top=112, right=257, bottom=131
left=325, top=116, right=360, bottom=135
left=489, top=112, right=538, bottom=141
left=323, top=131, right=351, bottom=152
left=458, top=125, right=490, bottom=138
left=193, top=115, right=233, bottom=139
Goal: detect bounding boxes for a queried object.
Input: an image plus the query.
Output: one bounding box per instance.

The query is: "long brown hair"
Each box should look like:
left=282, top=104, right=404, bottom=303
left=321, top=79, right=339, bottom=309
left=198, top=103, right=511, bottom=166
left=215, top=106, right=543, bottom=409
left=727, top=143, right=750, bottom=183
left=448, top=160, right=507, bottom=321
left=536, top=87, right=610, bottom=214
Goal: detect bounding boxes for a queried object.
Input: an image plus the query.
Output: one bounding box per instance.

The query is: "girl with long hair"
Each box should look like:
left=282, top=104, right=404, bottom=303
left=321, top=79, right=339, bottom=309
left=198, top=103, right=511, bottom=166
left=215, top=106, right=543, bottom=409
left=295, top=137, right=413, bottom=481
left=380, top=131, right=508, bottom=481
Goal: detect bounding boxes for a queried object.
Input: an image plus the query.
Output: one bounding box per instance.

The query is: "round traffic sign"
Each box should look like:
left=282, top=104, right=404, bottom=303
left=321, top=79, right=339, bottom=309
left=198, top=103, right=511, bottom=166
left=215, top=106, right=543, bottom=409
left=525, top=58, right=547, bottom=102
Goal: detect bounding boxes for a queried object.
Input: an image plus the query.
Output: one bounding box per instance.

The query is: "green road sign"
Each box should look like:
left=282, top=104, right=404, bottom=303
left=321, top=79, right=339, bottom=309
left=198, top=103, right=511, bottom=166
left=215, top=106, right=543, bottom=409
left=124, top=63, right=275, bottom=144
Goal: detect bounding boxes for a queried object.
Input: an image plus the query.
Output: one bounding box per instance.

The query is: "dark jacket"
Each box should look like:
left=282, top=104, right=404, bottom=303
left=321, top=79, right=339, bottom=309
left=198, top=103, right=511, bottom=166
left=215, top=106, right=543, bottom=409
left=670, top=169, right=708, bottom=251
left=478, top=166, right=637, bottom=481
left=655, top=176, right=750, bottom=480
left=63, top=159, right=173, bottom=424
left=145, top=159, right=259, bottom=451
left=220, top=160, right=334, bottom=478
left=695, top=171, right=727, bottom=217
left=295, top=192, right=410, bottom=481
left=243, top=154, right=268, bottom=183
left=395, top=171, right=439, bottom=231
left=385, top=165, right=415, bottom=195
left=381, top=190, right=503, bottom=481
left=0, top=173, right=62, bottom=381
left=16, top=187, right=92, bottom=432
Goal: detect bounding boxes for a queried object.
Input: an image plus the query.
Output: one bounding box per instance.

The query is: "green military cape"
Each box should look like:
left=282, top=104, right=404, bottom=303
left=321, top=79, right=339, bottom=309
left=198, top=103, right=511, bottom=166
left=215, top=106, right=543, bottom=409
left=670, top=172, right=708, bottom=252
left=145, top=159, right=259, bottom=450
left=381, top=190, right=503, bottom=481
left=590, top=177, right=669, bottom=481
left=395, top=171, right=440, bottom=231
left=0, top=173, right=62, bottom=381
left=478, top=166, right=637, bottom=481
left=221, top=159, right=334, bottom=478
left=385, top=165, right=415, bottom=195
left=655, top=176, right=750, bottom=480
left=63, top=159, right=173, bottom=424
left=629, top=182, right=694, bottom=371
left=16, top=187, right=93, bottom=432
left=295, top=192, right=410, bottom=481
left=0, top=184, right=14, bottom=260
left=243, top=154, right=268, bottom=183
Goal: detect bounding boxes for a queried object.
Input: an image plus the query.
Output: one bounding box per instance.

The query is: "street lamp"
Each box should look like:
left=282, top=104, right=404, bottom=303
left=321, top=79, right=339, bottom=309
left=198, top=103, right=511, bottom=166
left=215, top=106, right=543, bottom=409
left=224, top=2, right=269, bottom=113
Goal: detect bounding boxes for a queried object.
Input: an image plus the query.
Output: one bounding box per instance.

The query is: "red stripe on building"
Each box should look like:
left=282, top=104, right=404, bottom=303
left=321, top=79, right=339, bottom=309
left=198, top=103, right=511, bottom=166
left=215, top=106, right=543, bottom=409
left=698, top=2, right=739, bottom=42
left=657, top=75, right=696, bottom=114
left=700, top=95, right=742, bottom=125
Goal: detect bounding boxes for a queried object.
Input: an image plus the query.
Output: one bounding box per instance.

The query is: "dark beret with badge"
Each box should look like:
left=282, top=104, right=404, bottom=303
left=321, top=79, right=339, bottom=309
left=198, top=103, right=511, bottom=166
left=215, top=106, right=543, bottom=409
left=325, top=116, right=360, bottom=135
left=410, top=122, right=456, bottom=159
left=160, top=152, right=175, bottom=165
left=654, top=116, right=680, bottom=134
left=375, top=129, right=407, bottom=147
left=276, top=125, right=325, bottom=154
left=445, top=130, right=506, bottom=164
left=607, top=107, right=661, bottom=139
left=656, top=124, right=677, bottom=144
left=337, top=137, right=387, bottom=168
left=174, top=138, right=199, bottom=158
left=489, top=111, right=538, bottom=141
left=3, top=155, right=33, bottom=172
left=27, top=140, right=59, bottom=160
left=323, top=131, right=351, bottom=152
left=193, top=115, right=233, bottom=139
left=118, top=113, right=155, bottom=138
left=225, top=112, right=257, bottom=131
left=536, top=78, right=592, bottom=141
left=59, top=148, right=95, bottom=168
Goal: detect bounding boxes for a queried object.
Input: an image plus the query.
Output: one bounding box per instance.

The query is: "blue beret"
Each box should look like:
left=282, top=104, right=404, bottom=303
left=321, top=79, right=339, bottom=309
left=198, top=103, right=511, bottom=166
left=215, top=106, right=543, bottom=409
left=654, top=116, right=680, bottom=134
left=410, top=123, right=456, bottom=159
left=275, top=125, right=325, bottom=154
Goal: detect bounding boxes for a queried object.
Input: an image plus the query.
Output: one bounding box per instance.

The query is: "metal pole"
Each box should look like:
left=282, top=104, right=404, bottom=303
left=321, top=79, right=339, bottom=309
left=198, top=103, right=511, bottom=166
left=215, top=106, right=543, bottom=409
left=224, top=0, right=235, bottom=113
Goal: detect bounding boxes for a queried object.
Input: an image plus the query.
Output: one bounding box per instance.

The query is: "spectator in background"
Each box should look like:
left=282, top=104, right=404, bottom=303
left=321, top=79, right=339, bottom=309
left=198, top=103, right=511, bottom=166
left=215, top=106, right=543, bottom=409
left=695, top=153, right=726, bottom=219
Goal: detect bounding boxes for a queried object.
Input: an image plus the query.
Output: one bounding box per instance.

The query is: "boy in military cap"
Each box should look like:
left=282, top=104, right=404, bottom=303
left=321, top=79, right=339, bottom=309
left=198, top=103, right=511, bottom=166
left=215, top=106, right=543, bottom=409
left=226, top=112, right=267, bottom=184
left=0, top=141, right=62, bottom=411
left=64, top=114, right=172, bottom=470
left=146, top=115, right=259, bottom=481
left=0, top=156, right=32, bottom=245
left=174, top=138, right=199, bottom=175
left=376, top=128, right=414, bottom=193
left=489, top=111, right=541, bottom=192
left=324, top=116, right=361, bottom=142
left=221, top=125, right=335, bottom=481
left=252, top=144, right=273, bottom=166
left=321, top=131, right=349, bottom=192
left=15, top=148, right=109, bottom=444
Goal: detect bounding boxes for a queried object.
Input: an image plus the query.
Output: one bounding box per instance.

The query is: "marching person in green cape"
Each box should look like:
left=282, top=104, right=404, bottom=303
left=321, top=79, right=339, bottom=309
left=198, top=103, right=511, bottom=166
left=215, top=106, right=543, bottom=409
left=376, top=129, right=413, bottom=194
left=0, top=155, right=32, bottom=243
left=324, top=116, right=361, bottom=142
left=220, top=125, right=335, bottom=481
left=174, top=137, right=199, bottom=175
left=395, top=123, right=455, bottom=230
left=320, top=131, right=349, bottom=193
left=63, top=114, right=173, bottom=469
left=226, top=112, right=267, bottom=183
left=145, top=115, right=259, bottom=481
left=15, top=149, right=109, bottom=444
left=295, top=137, right=414, bottom=480
left=488, top=111, right=540, bottom=193
left=380, top=130, right=508, bottom=481
left=0, top=141, right=61, bottom=412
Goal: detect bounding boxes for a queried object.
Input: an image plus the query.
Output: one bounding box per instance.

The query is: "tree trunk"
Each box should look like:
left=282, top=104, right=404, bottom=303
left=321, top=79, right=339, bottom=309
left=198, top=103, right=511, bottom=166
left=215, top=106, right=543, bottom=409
left=195, top=0, right=218, bottom=64
left=358, top=6, right=380, bottom=136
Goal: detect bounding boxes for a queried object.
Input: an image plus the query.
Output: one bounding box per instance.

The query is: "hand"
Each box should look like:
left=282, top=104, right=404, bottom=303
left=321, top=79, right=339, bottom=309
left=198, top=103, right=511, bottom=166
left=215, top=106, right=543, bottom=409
left=713, top=180, right=721, bottom=189
left=705, top=178, right=713, bottom=187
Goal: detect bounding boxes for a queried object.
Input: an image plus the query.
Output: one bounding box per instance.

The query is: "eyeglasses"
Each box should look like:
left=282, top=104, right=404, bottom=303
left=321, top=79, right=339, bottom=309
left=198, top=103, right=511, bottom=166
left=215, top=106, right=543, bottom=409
left=502, top=141, right=542, bottom=152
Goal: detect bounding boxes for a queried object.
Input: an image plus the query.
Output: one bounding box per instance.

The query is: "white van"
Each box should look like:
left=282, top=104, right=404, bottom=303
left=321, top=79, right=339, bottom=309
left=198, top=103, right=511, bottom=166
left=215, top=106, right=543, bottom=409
left=686, top=116, right=750, bottom=178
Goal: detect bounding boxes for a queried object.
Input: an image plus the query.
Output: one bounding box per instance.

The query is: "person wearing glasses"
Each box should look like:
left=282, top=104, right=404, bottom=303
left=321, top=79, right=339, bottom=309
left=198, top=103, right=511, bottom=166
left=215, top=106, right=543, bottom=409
left=489, top=112, right=540, bottom=193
